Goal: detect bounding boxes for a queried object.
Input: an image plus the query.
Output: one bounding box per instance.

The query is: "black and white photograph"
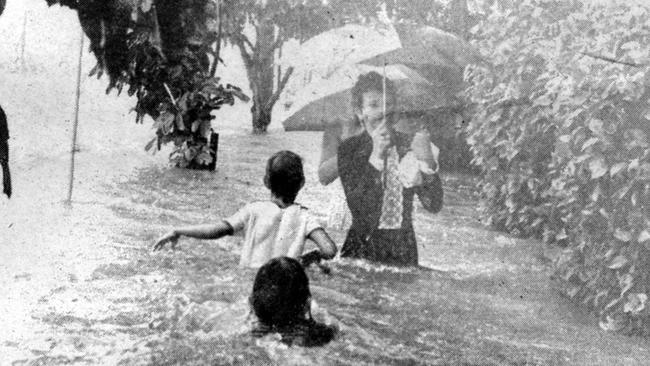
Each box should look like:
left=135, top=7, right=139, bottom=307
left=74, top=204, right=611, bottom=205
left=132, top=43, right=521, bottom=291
left=0, top=0, right=648, bottom=364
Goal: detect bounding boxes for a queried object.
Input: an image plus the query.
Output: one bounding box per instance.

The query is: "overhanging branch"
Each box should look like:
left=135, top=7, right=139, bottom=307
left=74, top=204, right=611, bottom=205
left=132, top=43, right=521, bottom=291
left=241, top=34, right=255, bottom=54
left=266, top=66, right=293, bottom=110
left=580, top=52, right=646, bottom=68
left=234, top=37, right=254, bottom=70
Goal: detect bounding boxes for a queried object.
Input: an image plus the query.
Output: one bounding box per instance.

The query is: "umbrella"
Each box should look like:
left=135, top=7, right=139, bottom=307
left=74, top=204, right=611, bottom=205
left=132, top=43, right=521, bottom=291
left=279, top=22, right=402, bottom=76
left=281, top=64, right=460, bottom=132
left=280, top=22, right=482, bottom=131
left=360, top=23, right=484, bottom=70
left=358, top=24, right=484, bottom=135
left=282, top=22, right=482, bottom=81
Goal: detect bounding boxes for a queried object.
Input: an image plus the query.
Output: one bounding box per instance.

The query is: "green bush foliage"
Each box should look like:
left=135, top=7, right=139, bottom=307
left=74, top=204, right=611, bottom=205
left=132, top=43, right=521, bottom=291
left=46, top=0, right=248, bottom=168
left=465, top=0, right=650, bottom=334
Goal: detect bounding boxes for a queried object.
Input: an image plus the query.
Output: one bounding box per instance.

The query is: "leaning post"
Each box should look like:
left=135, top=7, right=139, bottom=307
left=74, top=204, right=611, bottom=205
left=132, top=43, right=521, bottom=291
left=65, top=27, right=84, bottom=206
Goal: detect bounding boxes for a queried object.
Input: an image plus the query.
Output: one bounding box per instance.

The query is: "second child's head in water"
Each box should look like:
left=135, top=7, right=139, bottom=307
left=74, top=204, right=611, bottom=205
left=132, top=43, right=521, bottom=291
left=251, top=256, right=311, bottom=327
left=264, top=150, right=305, bottom=206
left=250, top=257, right=336, bottom=346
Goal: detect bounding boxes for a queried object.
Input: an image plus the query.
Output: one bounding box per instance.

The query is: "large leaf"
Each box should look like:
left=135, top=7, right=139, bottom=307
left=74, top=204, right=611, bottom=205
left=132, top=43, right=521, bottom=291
left=623, top=293, right=648, bottom=315
left=581, top=137, right=598, bottom=151
left=155, top=111, right=176, bottom=135
left=635, top=227, right=650, bottom=240
left=226, top=84, right=250, bottom=102
left=609, top=162, right=627, bottom=177
left=608, top=255, right=628, bottom=270
left=588, top=119, right=604, bottom=135
left=589, top=158, right=608, bottom=179
left=613, top=229, right=632, bottom=242
left=144, top=137, right=158, bottom=153
left=599, top=314, right=628, bottom=332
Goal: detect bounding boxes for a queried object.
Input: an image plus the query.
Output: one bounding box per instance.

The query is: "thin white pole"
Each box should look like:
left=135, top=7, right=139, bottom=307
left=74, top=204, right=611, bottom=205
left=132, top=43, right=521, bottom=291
left=66, top=28, right=84, bottom=205
left=382, top=58, right=388, bottom=181
left=19, top=11, right=27, bottom=71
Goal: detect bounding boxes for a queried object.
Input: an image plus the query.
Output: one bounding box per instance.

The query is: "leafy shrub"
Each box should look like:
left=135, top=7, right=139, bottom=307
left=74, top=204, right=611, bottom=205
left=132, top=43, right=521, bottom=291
left=47, top=0, right=248, bottom=168
left=465, top=0, right=650, bottom=334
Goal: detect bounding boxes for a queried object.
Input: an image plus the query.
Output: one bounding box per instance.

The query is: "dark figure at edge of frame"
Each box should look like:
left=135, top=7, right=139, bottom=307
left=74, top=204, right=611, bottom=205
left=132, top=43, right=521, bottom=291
left=337, top=72, right=443, bottom=266
left=1, top=105, right=11, bottom=199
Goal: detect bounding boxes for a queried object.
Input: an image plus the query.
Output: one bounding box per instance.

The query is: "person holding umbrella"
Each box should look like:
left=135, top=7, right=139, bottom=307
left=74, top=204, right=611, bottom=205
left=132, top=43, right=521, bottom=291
left=310, top=64, right=446, bottom=232
left=337, top=71, right=443, bottom=266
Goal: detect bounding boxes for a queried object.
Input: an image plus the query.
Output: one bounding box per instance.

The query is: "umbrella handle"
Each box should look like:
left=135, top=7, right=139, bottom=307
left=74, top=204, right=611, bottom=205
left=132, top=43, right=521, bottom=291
left=382, top=60, right=387, bottom=123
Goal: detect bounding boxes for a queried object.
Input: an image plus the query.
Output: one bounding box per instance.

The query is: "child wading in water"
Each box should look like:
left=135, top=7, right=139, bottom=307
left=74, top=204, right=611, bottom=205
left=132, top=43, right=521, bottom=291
left=250, top=256, right=336, bottom=346
left=153, top=150, right=338, bottom=268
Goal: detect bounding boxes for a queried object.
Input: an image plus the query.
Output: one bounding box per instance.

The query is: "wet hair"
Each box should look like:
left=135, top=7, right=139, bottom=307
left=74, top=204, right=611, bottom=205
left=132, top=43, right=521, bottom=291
left=263, top=150, right=305, bottom=203
left=251, top=257, right=311, bottom=327
left=351, top=71, right=397, bottom=113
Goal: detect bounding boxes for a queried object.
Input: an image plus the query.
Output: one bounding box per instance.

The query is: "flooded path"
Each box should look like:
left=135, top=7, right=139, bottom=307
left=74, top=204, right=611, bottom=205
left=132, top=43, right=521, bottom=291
left=2, top=132, right=649, bottom=365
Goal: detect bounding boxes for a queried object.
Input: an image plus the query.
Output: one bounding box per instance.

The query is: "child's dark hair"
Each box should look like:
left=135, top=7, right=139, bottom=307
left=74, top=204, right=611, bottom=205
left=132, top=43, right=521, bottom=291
left=351, top=71, right=397, bottom=112
left=263, top=150, right=305, bottom=203
left=251, top=257, right=311, bottom=327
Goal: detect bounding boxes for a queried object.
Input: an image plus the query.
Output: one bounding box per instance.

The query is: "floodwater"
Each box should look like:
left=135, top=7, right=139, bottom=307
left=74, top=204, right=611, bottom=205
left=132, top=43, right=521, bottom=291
left=3, top=131, right=649, bottom=365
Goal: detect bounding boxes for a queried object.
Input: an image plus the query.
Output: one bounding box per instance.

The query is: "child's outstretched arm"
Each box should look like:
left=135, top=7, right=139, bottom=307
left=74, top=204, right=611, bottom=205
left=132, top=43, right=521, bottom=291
left=153, top=221, right=234, bottom=251
left=301, top=228, right=337, bottom=267
left=309, top=228, right=337, bottom=259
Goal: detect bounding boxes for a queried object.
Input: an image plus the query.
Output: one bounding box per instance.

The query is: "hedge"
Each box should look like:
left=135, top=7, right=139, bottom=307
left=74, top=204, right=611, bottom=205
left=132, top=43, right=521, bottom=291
left=465, top=0, right=649, bottom=335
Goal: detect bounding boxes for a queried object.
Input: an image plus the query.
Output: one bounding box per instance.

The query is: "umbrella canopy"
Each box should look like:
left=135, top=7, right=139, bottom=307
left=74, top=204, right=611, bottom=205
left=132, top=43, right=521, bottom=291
left=279, top=22, right=401, bottom=75
left=281, top=64, right=460, bottom=132
left=361, top=24, right=484, bottom=70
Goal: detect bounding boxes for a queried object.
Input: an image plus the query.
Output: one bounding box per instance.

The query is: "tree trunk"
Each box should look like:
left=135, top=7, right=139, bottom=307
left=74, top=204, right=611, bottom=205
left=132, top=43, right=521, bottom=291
left=232, top=17, right=294, bottom=134
left=248, top=55, right=274, bottom=133
left=251, top=101, right=272, bottom=134
left=249, top=19, right=275, bottom=134
left=234, top=18, right=295, bottom=134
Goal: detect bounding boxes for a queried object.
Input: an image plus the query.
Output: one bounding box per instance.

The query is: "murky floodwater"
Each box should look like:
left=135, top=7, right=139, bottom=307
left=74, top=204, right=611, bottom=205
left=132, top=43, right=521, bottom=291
left=3, top=133, right=649, bottom=365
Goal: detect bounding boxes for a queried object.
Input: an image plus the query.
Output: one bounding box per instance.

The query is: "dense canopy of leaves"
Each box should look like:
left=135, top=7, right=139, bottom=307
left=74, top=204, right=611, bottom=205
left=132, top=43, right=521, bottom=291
left=45, top=0, right=248, bottom=167
left=465, top=0, right=649, bottom=334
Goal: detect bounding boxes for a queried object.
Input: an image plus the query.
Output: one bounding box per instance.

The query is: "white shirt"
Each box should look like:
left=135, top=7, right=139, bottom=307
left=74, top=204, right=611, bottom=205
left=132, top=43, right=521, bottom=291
left=224, top=201, right=321, bottom=268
